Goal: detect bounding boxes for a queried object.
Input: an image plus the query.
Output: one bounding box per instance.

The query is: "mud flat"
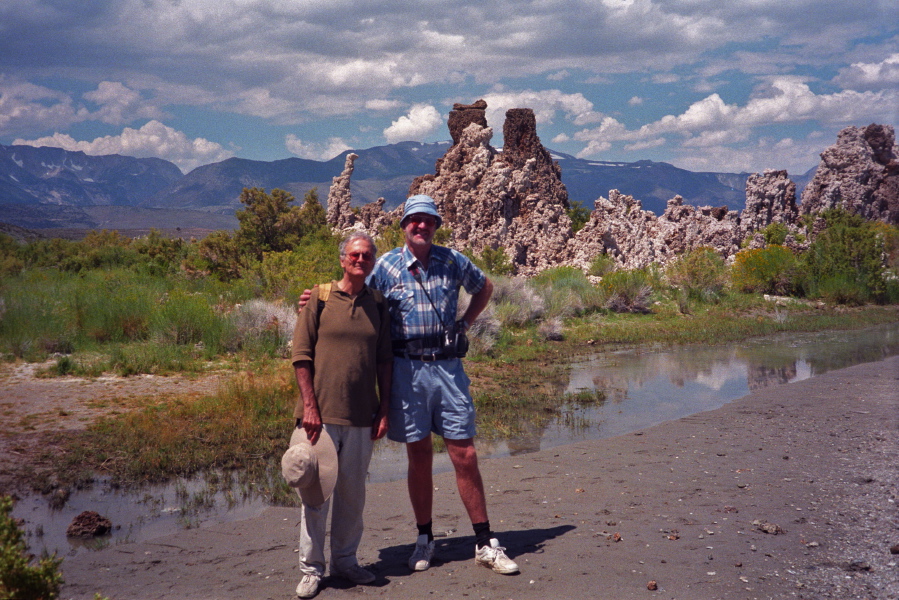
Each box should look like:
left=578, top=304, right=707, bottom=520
left=52, top=355, right=899, bottom=600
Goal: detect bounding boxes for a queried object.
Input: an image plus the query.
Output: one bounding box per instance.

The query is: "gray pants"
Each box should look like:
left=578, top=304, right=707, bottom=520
left=296, top=424, right=374, bottom=575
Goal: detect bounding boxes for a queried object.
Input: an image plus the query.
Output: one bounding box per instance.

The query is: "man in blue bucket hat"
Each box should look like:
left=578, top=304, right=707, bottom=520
left=366, top=194, right=518, bottom=575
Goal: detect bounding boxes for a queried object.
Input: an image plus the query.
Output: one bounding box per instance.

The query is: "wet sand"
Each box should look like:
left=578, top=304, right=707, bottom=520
left=58, top=355, right=899, bottom=600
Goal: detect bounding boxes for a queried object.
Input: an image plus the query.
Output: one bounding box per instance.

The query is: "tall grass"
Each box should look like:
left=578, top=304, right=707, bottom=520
left=533, top=266, right=606, bottom=318
left=55, top=367, right=297, bottom=487
left=0, top=268, right=286, bottom=370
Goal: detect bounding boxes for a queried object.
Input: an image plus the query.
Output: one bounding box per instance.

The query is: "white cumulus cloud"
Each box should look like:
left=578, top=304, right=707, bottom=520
left=14, top=120, right=233, bottom=172
left=0, top=77, right=88, bottom=136
left=834, top=53, right=899, bottom=91
left=383, top=104, right=443, bottom=143
left=573, top=77, right=899, bottom=169
left=482, top=90, right=605, bottom=129
left=83, top=81, right=164, bottom=125
left=285, top=135, right=352, bottom=161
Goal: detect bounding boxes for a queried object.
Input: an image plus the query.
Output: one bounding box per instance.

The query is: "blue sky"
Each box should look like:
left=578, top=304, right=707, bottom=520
left=1, top=0, right=897, bottom=176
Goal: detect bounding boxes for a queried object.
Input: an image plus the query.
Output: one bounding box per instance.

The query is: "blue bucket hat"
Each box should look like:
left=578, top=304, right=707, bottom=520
left=401, top=194, right=442, bottom=228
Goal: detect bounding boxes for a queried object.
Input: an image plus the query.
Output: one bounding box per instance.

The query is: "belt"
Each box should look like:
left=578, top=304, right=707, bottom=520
left=393, top=351, right=450, bottom=361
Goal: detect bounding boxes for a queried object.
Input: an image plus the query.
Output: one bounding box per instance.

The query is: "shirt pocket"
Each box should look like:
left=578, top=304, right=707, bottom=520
left=388, top=285, right=415, bottom=315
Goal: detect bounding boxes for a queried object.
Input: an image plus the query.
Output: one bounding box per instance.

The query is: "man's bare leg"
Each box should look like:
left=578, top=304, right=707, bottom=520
left=406, top=435, right=434, bottom=525
left=406, top=435, right=438, bottom=571
left=445, top=437, right=488, bottom=523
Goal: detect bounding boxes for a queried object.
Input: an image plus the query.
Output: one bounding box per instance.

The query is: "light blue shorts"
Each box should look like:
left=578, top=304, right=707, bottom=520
left=387, top=357, right=476, bottom=443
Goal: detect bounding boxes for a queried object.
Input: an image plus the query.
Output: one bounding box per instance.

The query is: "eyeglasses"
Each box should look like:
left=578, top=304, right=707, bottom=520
left=343, top=251, right=374, bottom=261
left=407, top=215, right=437, bottom=227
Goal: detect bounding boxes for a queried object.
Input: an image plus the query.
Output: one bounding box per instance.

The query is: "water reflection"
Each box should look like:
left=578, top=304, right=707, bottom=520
left=558, top=323, right=899, bottom=446
left=14, top=323, right=899, bottom=558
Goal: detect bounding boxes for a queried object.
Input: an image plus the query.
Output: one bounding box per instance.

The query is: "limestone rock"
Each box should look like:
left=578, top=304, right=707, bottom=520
left=448, top=99, right=489, bottom=146
left=658, top=196, right=740, bottom=259
left=741, top=169, right=798, bottom=238
left=326, top=153, right=358, bottom=229
left=800, top=124, right=899, bottom=224
left=324, top=101, right=894, bottom=275
left=357, top=197, right=398, bottom=233
left=568, top=190, right=670, bottom=271
left=409, top=103, right=572, bottom=274
left=567, top=192, right=741, bottom=271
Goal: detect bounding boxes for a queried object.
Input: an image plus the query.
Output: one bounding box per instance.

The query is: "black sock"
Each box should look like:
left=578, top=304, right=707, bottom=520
left=417, top=520, right=433, bottom=543
left=473, top=521, right=492, bottom=549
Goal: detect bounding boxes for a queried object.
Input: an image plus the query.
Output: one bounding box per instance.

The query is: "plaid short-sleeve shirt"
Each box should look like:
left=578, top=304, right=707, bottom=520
left=368, top=244, right=486, bottom=349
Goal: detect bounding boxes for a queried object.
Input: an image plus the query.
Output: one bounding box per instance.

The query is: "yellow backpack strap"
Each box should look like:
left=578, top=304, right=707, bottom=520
left=316, top=282, right=332, bottom=319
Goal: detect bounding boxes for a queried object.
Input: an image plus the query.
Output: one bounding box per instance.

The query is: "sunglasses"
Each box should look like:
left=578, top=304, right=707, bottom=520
left=407, top=215, right=437, bottom=227
left=344, top=251, right=374, bottom=261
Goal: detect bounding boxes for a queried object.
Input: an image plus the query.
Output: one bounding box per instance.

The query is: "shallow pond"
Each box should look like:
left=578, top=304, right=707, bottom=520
left=14, top=323, right=899, bottom=558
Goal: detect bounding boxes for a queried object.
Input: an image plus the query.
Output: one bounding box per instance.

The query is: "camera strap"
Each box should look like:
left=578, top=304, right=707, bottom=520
left=408, top=264, right=450, bottom=330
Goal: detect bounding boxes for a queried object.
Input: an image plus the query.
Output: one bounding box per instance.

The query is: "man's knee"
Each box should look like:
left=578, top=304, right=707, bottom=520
left=406, top=436, right=433, bottom=463
left=446, top=438, right=478, bottom=468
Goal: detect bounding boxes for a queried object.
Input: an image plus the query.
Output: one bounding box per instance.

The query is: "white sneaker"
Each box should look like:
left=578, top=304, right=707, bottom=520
left=330, top=563, right=375, bottom=584
left=475, top=538, right=519, bottom=574
left=296, top=573, right=321, bottom=598
left=408, top=533, right=435, bottom=571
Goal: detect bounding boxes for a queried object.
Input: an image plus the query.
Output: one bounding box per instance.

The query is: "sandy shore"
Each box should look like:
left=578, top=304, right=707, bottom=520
left=57, top=356, right=898, bottom=600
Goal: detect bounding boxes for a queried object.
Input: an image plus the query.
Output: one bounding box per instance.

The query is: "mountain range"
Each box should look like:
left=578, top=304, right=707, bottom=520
left=0, top=141, right=815, bottom=237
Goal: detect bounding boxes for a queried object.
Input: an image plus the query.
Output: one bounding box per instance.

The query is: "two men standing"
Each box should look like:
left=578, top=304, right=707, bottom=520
left=289, top=194, right=516, bottom=597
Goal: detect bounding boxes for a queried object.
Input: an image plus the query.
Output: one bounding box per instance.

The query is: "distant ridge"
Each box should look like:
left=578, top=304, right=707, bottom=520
left=0, top=141, right=810, bottom=232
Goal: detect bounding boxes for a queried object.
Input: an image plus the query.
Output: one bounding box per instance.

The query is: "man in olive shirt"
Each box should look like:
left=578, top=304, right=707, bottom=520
left=290, top=231, right=392, bottom=599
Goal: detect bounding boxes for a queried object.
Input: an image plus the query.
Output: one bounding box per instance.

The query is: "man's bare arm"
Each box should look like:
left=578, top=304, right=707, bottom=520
left=294, top=361, right=322, bottom=444
left=461, top=277, right=493, bottom=327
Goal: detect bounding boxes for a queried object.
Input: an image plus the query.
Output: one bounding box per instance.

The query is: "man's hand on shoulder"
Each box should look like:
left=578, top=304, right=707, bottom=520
left=297, top=285, right=316, bottom=312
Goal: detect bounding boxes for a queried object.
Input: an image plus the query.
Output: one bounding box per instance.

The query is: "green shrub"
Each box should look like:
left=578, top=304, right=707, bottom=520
left=485, top=277, right=545, bottom=326
left=249, top=237, right=341, bottom=301
left=730, top=245, right=798, bottom=294
left=801, top=210, right=887, bottom=301
left=567, top=200, right=591, bottom=233
left=186, top=230, right=244, bottom=281
left=587, top=253, right=616, bottom=277
left=533, top=267, right=605, bottom=318
left=813, top=274, right=869, bottom=306
left=0, top=495, right=63, bottom=600
left=600, top=268, right=654, bottom=313
left=375, top=221, right=404, bottom=255
left=72, top=272, right=159, bottom=343
left=151, top=289, right=228, bottom=349
left=761, top=222, right=789, bottom=246
left=0, top=271, right=75, bottom=360
left=234, top=188, right=327, bottom=260
left=107, top=343, right=201, bottom=376
left=665, top=247, right=728, bottom=302
left=465, top=246, right=515, bottom=276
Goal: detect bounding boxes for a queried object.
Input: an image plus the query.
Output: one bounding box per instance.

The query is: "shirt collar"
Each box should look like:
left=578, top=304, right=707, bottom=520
left=401, top=244, right=435, bottom=270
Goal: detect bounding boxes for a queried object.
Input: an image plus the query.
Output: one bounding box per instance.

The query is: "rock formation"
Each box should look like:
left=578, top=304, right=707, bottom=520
left=356, top=197, right=400, bottom=233
left=567, top=192, right=742, bottom=271
left=447, top=99, right=489, bottom=146
left=568, top=191, right=667, bottom=271
left=408, top=103, right=572, bottom=274
left=326, top=153, right=358, bottom=229
left=740, top=169, right=798, bottom=238
left=325, top=106, right=896, bottom=275
left=66, top=510, right=112, bottom=538
left=800, top=124, right=899, bottom=224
